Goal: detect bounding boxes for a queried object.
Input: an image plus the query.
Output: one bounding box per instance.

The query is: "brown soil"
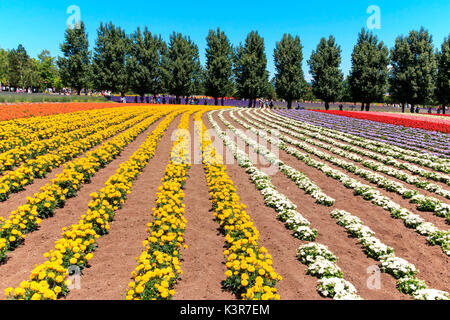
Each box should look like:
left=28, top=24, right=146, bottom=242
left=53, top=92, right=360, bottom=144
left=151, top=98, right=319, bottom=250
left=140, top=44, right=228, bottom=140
left=0, top=115, right=168, bottom=299
left=216, top=109, right=450, bottom=299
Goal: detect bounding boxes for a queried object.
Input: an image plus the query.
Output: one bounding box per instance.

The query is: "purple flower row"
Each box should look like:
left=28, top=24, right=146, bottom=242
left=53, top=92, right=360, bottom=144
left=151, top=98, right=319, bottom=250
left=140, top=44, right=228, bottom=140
left=273, top=110, right=450, bottom=159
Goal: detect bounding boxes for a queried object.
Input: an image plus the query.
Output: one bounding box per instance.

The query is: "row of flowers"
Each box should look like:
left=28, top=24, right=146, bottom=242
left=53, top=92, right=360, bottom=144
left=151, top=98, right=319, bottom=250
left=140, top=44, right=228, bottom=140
left=228, top=109, right=449, bottom=256
left=0, top=108, right=171, bottom=263
left=247, top=114, right=450, bottom=255
left=330, top=209, right=450, bottom=300
left=266, top=110, right=450, bottom=174
left=247, top=110, right=450, bottom=200
left=0, top=106, right=121, bottom=153
left=296, top=243, right=363, bottom=300
left=208, top=110, right=363, bottom=300
left=239, top=110, right=450, bottom=221
left=198, top=112, right=282, bottom=300
left=0, top=108, right=151, bottom=202
left=4, top=107, right=185, bottom=300
left=208, top=111, right=317, bottom=242
left=125, top=109, right=196, bottom=300
left=0, top=107, right=137, bottom=175
left=215, top=110, right=335, bottom=207
left=275, top=109, right=449, bottom=161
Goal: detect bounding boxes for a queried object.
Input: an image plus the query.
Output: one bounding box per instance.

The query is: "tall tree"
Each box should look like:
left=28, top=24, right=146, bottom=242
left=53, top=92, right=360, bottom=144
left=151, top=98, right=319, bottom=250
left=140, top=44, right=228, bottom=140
left=233, top=31, right=269, bottom=107
left=92, top=22, right=130, bottom=97
left=436, top=36, right=450, bottom=114
left=390, top=28, right=437, bottom=113
left=273, top=33, right=307, bottom=109
left=349, top=28, right=389, bottom=111
left=128, top=27, right=167, bottom=102
left=0, top=48, right=8, bottom=87
left=37, top=50, right=58, bottom=91
left=166, top=32, right=201, bottom=104
left=7, top=44, right=30, bottom=89
left=57, top=21, right=91, bottom=95
left=205, top=28, right=234, bottom=105
left=307, top=36, right=344, bottom=110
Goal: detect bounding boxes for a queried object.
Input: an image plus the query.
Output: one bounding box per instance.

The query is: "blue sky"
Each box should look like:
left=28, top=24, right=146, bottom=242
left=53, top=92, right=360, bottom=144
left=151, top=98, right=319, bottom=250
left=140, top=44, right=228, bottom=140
left=0, top=0, right=449, bottom=80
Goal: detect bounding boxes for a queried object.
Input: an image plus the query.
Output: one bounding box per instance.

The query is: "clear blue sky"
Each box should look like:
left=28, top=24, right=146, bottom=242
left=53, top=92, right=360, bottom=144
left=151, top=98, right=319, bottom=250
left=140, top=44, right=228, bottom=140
left=0, top=0, right=449, bottom=80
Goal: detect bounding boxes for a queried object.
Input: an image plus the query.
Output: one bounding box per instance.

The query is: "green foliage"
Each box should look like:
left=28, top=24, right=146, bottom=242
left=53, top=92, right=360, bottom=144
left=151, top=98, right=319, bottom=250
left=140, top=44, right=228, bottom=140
left=307, top=36, right=344, bottom=109
left=389, top=28, right=437, bottom=110
left=273, top=34, right=307, bottom=108
left=233, top=31, right=270, bottom=106
left=7, top=44, right=30, bottom=88
left=436, top=35, right=450, bottom=110
left=205, top=28, right=234, bottom=105
left=57, top=22, right=91, bottom=94
left=349, top=28, right=389, bottom=109
left=128, top=27, right=167, bottom=98
left=92, top=22, right=130, bottom=95
left=166, top=32, right=202, bottom=102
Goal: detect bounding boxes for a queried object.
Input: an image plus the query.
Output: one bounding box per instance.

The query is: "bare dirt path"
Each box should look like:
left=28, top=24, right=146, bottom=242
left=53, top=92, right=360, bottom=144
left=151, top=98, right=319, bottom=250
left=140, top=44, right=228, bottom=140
left=173, top=115, right=236, bottom=300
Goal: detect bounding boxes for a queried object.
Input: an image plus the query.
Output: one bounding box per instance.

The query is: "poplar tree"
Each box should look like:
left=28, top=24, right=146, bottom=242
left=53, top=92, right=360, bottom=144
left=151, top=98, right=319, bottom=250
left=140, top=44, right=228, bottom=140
left=273, top=33, right=307, bottom=109
left=349, top=29, right=389, bottom=111
left=57, top=22, right=91, bottom=95
left=233, top=31, right=269, bottom=107
left=205, top=28, right=234, bottom=105
left=436, top=36, right=450, bottom=114
left=307, top=36, right=344, bottom=110
left=390, top=28, right=437, bottom=113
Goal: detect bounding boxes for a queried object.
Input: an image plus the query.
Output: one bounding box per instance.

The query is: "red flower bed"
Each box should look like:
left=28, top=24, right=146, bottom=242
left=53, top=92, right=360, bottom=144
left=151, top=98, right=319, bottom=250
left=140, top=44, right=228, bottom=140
left=309, top=110, right=450, bottom=133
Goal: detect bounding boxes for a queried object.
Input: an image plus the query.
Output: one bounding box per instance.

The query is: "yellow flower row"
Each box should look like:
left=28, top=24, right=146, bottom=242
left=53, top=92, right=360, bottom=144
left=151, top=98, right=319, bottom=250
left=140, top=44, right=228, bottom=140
left=0, top=107, right=155, bottom=202
left=5, top=107, right=187, bottom=300
left=194, top=111, right=282, bottom=300
left=0, top=107, right=128, bottom=154
left=0, top=107, right=171, bottom=262
left=0, top=107, right=142, bottom=175
left=125, top=109, right=196, bottom=300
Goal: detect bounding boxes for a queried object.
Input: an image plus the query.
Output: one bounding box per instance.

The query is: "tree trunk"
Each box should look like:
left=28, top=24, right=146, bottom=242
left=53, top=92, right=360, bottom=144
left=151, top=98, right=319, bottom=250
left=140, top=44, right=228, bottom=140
left=361, top=103, right=365, bottom=111
left=401, top=103, right=405, bottom=113
left=221, top=97, right=224, bottom=106
left=248, top=99, right=252, bottom=108
left=410, top=104, right=415, bottom=113
left=325, top=102, right=330, bottom=110
left=365, top=103, right=370, bottom=111
left=443, top=105, right=446, bottom=115
left=214, top=97, right=218, bottom=106
left=287, top=100, right=292, bottom=109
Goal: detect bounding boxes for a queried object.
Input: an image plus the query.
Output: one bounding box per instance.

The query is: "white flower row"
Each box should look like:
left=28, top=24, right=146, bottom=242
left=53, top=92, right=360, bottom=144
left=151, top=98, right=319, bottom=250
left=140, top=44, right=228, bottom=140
left=258, top=109, right=450, bottom=178
left=207, top=110, right=317, bottom=241
left=218, top=110, right=335, bottom=207
left=330, top=209, right=450, bottom=300
left=296, top=243, right=362, bottom=300
left=246, top=109, right=450, bottom=200
left=233, top=109, right=450, bottom=255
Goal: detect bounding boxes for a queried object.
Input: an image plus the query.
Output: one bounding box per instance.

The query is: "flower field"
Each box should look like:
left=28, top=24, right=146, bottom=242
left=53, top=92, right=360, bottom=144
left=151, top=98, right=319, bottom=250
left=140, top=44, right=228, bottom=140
left=0, top=104, right=448, bottom=301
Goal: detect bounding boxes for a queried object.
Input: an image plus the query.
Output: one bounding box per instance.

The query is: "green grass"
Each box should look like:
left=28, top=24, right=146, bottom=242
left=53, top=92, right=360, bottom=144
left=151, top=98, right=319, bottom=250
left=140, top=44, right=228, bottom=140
left=0, top=93, right=110, bottom=103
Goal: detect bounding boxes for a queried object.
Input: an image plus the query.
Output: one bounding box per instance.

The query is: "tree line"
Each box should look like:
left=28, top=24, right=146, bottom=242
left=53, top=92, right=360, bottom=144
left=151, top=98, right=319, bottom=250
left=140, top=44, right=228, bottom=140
left=1, top=22, right=449, bottom=112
